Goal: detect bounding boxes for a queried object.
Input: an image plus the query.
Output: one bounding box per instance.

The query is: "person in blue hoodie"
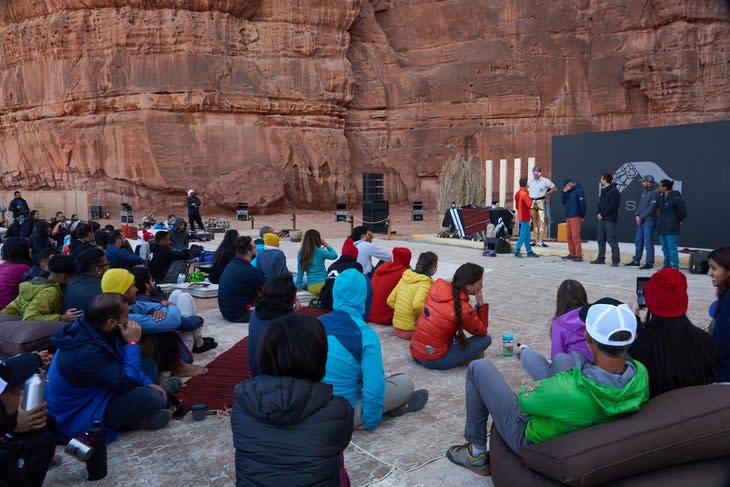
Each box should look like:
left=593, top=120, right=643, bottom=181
left=105, top=230, right=145, bottom=269
left=559, top=177, right=587, bottom=262
left=46, top=293, right=171, bottom=441
left=319, top=269, right=428, bottom=431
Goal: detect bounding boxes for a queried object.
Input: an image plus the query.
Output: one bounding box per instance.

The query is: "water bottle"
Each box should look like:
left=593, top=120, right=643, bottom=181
left=22, top=373, right=45, bottom=410
left=176, top=273, right=185, bottom=285
left=86, top=420, right=107, bottom=481
left=502, top=333, right=514, bottom=357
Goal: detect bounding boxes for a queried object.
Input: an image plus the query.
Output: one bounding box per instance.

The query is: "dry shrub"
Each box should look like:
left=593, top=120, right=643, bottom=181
left=438, top=154, right=485, bottom=213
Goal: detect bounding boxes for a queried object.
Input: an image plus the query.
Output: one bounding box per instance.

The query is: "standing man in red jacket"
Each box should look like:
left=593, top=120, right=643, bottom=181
left=514, top=178, right=540, bottom=258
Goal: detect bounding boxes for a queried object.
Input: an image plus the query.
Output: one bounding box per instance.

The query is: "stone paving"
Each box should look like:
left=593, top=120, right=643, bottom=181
left=44, top=209, right=715, bottom=487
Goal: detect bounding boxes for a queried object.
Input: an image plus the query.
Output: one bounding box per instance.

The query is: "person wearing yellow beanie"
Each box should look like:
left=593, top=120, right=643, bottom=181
left=101, top=268, right=136, bottom=299
left=256, top=234, right=290, bottom=281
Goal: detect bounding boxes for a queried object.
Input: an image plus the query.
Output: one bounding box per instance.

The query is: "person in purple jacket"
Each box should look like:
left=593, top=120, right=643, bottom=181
left=517, top=280, right=590, bottom=380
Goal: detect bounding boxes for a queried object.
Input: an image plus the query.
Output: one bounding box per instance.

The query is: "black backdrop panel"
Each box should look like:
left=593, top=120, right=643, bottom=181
left=551, top=120, right=730, bottom=249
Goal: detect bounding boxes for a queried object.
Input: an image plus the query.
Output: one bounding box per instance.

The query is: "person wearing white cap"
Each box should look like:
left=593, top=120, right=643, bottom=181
left=186, top=189, right=204, bottom=233
left=445, top=299, right=649, bottom=477
left=527, top=165, right=556, bottom=247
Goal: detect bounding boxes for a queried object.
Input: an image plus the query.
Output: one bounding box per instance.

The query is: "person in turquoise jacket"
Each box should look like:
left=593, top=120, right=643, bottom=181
left=446, top=301, right=649, bottom=476
left=319, top=269, right=428, bottom=430
left=295, top=229, right=337, bottom=295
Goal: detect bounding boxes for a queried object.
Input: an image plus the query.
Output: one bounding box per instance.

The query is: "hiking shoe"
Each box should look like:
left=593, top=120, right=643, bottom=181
left=639, top=264, right=653, bottom=270
left=526, top=252, right=540, bottom=258
left=139, top=409, right=172, bottom=430
left=561, top=255, right=574, bottom=260
left=446, top=443, right=491, bottom=476
left=611, top=262, right=620, bottom=267
left=572, top=256, right=584, bottom=262
left=514, top=253, right=523, bottom=258
left=590, top=259, right=605, bottom=264
left=160, top=376, right=182, bottom=395
left=625, top=261, right=640, bottom=266
left=385, top=389, right=429, bottom=417
left=537, top=242, right=548, bottom=248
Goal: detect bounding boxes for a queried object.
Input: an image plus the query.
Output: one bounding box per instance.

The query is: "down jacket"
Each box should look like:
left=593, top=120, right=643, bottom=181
left=231, top=375, right=353, bottom=487
left=368, top=261, right=409, bottom=325
left=0, top=277, right=63, bottom=321
left=387, top=270, right=433, bottom=332
left=410, top=279, right=488, bottom=361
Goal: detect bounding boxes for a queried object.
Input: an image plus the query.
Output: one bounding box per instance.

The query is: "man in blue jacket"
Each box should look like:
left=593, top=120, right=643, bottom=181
left=319, top=269, right=428, bottom=430
left=46, top=293, right=171, bottom=441
left=625, top=175, right=660, bottom=269
left=591, top=173, right=621, bottom=266
left=105, top=230, right=146, bottom=270
left=560, top=177, right=586, bottom=262
left=657, top=179, right=687, bottom=270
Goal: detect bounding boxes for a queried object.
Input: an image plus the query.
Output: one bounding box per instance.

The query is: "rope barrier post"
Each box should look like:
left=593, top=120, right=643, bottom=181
left=292, top=213, right=296, bottom=231
left=349, top=213, right=354, bottom=234
left=387, top=216, right=392, bottom=240
left=250, top=216, right=255, bottom=230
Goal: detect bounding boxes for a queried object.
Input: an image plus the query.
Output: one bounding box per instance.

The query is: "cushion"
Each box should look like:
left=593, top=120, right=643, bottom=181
left=520, top=384, right=730, bottom=487
left=0, top=315, right=65, bottom=356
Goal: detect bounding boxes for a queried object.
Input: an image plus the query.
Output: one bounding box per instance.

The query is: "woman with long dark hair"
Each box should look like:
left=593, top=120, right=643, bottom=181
left=708, top=247, right=730, bottom=381
left=295, top=229, right=337, bottom=295
left=208, top=229, right=239, bottom=284
left=410, top=263, right=491, bottom=369
left=231, top=314, right=354, bottom=487
left=0, top=237, right=32, bottom=308
left=28, top=220, right=53, bottom=265
left=248, top=274, right=298, bottom=376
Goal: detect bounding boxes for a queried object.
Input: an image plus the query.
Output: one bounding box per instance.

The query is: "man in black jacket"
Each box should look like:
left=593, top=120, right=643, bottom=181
left=148, top=231, right=189, bottom=284
left=7, top=192, right=29, bottom=221
left=591, top=173, right=621, bottom=266
left=186, top=190, right=204, bottom=233
left=657, top=179, right=687, bottom=270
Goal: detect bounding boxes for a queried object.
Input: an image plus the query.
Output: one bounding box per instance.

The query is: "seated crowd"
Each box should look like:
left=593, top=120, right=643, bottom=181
left=1, top=208, right=729, bottom=486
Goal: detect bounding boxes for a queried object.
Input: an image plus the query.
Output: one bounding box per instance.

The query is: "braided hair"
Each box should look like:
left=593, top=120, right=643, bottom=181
left=451, top=263, right=484, bottom=350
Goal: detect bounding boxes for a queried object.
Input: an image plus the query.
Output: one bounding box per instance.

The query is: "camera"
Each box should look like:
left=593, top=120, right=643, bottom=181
left=64, top=432, right=94, bottom=462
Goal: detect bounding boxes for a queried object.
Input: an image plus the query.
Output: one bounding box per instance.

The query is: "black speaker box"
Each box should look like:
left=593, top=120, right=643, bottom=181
left=363, top=200, right=389, bottom=233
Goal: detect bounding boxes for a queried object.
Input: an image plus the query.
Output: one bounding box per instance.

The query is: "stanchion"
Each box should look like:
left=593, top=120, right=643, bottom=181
left=387, top=217, right=392, bottom=240
left=250, top=216, right=255, bottom=229
left=292, top=214, right=297, bottom=231
left=349, top=214, right=354, bottom=234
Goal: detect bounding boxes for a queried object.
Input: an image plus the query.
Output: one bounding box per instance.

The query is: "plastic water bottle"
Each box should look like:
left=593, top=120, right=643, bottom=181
left=502, top=333, right=514, bottom=357
left=176, top=273, right=185, bottom=285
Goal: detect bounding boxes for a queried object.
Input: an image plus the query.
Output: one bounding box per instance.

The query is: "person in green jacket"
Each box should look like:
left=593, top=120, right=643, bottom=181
left=446, top=300, right=649, bottom=476
left=0, top=255, right=82, bottom=323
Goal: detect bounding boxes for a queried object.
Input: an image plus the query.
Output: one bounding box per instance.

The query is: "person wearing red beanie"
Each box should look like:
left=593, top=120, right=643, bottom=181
left=319, top=238, right=365, bottom=311
left=368, top=247, right=412, bottom=325
left=629, top=268, right=715, bottom=397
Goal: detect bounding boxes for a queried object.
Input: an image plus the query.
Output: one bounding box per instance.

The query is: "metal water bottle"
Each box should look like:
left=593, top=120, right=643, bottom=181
left=22, top=373, right=45, bottom=410
left=86, top=421, right=107, bottom=481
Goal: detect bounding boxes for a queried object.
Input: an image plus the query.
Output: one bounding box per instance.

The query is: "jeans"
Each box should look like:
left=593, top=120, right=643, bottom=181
left=632, top=219, right=656, bottom=265
left=659, top=234, right=679, bottom=269
left=415, top=335, right=492, bottom=370
left=514, top=221, right=533, bottom=255
left=519, top=349, right=576, bottom=381
left=596, top=219, right=620, bottom=263
left=464, top=359, right=531, bottom=455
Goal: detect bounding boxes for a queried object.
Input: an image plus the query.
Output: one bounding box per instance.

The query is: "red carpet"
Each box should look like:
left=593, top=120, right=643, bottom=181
left=177, top=307, right=328, bottom=411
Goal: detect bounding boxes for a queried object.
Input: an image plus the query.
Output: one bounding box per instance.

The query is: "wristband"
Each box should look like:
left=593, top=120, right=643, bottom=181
left=127, top=340, right=139, bottom=346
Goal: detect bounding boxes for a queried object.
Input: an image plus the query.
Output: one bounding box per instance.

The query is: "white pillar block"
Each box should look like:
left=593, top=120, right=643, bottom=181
left=485, top=159, right=493, bottom=206
left=499, top=158, right=508, bottom=208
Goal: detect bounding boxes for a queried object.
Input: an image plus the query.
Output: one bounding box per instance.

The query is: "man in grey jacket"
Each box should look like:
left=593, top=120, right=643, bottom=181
left=625, top=175, right=660, bottom=269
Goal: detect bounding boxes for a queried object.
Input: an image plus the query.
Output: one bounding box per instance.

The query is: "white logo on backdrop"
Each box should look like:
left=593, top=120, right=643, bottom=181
left=611, top=161, right=683, bottom=193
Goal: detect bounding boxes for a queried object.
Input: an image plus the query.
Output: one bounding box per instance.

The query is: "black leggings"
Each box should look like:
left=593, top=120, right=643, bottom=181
left=1, top=428, right=56, bottom=487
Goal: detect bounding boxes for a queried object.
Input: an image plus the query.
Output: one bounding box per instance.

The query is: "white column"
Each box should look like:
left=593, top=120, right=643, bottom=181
left=513, top=158, right=522, bottom=199
left=498, top=158, right=508, bottom=208
left=528, top=156, right=536, bottom=174
left=485, top=159, right=493, bottom=206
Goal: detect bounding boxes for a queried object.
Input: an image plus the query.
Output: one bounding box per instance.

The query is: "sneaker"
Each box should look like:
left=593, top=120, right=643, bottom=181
left=639, top=264, right=653, bottom=270
left=160, top=376, right=182, bottom=396
left=526, top=252, right=540, bottom=258
left=446, top=443, right=491, bottom=476
left=572, top=256, right=584, bottom=262
left=561, top=255, right=574, bottom=260
left=625, top=261, right=640, bottom=266
left=138, top=409, right=173, bottom=430
left=385, top=389, right=429, bottom=417
left=514, top=253, right=523, bottom=258
left=611, top=262, right=619, bottom=267
left=590, top=259, right=605, bottom=264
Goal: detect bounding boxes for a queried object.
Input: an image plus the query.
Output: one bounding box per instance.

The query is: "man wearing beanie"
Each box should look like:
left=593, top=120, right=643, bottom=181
left=255, top=233, right=290, bottom=281
left=101, top=269, right=207, bottom=377
left=368, top=247, right=412, bottom=325
left=628, top=268, right=715, bottom=398
left=320, top=238, right=365, bottom=311
left=447, top=301, right=648, bottom=476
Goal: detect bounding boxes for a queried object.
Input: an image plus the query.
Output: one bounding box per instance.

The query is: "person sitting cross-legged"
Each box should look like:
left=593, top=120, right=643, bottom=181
left=46, top=293, right=174, bottom=442
left=218, top=236, right=265, bottom=323
left=255, top=233, right=290, bottom=281
left=148, top=230, right=190, bottom=284
left=63, top=247, right=107, bottom=313
left=320, top=268, right=429, bottom=431
left=105, top=229, right=145, bottom=270
left=446, top=301, right=649, bottom=476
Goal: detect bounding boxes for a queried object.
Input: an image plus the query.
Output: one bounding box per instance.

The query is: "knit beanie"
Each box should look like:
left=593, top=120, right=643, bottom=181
left=263, top=233, right=279, bottom=247
left=341, top=237, right=358, bottom=259
left=645, top=268, right=688, bottom=318
left=392, top=247, right=412, bottom=267
left=101, top=269, right=135, bottom=295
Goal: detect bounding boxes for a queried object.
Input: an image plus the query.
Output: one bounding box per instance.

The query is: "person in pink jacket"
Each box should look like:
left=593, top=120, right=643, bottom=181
left=0, top=237, right=32, bottom=308
left=518, top=279, right=590, bottom=379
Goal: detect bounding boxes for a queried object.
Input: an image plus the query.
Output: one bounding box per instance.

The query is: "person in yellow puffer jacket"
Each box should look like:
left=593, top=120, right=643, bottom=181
left=388, top=252, right=438, bottom=340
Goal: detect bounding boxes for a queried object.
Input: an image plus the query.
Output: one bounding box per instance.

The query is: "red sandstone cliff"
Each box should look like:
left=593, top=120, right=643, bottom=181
left=0, top=0, right=727, bottom=215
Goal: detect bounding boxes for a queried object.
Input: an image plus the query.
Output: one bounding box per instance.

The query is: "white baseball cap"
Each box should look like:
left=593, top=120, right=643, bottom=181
left=584, top=303, right=637, bottom=346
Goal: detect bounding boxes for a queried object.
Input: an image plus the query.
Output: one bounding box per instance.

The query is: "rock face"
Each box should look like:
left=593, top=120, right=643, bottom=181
left=0, top=0, right=727, bottom=214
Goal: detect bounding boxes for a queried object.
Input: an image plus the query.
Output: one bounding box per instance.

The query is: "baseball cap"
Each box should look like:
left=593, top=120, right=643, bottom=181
left=532, top=165, right=542, bottom=172
left=641, top=175, right=655, bottom=183
left=581, top=300, right=638, bottom=346
left=0, top=353, right=42, bottom=393
left=561, top=177, right=573, bottom=186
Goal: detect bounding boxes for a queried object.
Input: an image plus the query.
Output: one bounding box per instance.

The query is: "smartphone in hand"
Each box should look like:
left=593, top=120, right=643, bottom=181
left=636, top=276, right=650, bottom=309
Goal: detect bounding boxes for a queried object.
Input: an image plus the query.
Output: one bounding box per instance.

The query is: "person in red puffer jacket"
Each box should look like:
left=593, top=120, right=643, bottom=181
left=368, top=247, right=412, bottom=325
left=411, top=263, right=492, bottom=370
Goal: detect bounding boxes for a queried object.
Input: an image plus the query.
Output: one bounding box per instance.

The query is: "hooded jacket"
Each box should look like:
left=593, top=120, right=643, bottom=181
left=231, top=375, right=353, bottom=487
left=550, top=307, right=592, bottom=361
left=635, top=184, right=660, bottom=221
left=519, top=353, right=649, bottom=443
left=410, top=279, right=489, bottom=361
left=105, top=243, right=145, bottom=270
left=368, top=261, right=409, bottom=325
left=255, top=247, right=290, bottom=281
left=597, top=182, right=620, bottom=222
left=169, top=218, right=190, bottom=251
left=0, top=261, right=31, bottom=309
left=46, top=316, right=153, bottom=439
left=29, top=221, right=52, bottom=265
left=319, top=256, right=363, bottom=311
left=0, top=276, right=63, bottom=321
left=319, top=269, right=386, bottom=430
left=387, top=269, right=433, bottom=332
left=148, top=242, right=189, bottom=282
left=68, top=238, right=97, bottom=259
left=63, top=274, right=102, bottom=313
left=560, top=184, right=587, bottom=218
left=657, top=190, right=687, bottom=235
